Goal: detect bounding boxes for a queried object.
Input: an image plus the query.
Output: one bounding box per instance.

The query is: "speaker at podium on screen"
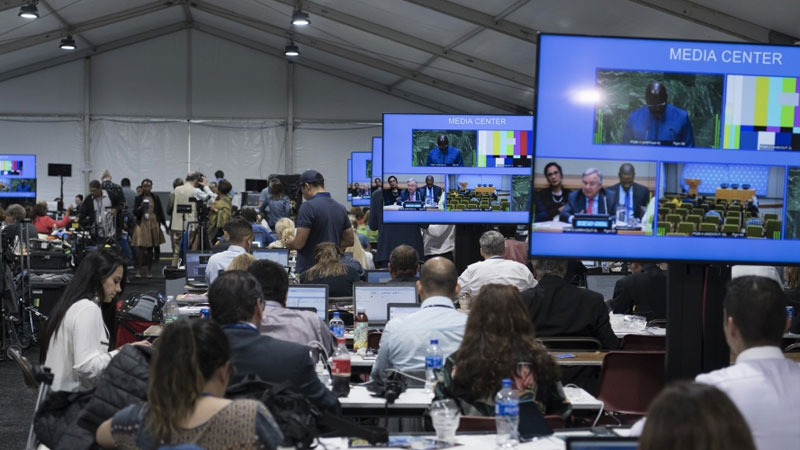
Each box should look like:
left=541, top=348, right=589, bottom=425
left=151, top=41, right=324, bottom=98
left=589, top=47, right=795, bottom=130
left=684, top=178, right=701, bottom=196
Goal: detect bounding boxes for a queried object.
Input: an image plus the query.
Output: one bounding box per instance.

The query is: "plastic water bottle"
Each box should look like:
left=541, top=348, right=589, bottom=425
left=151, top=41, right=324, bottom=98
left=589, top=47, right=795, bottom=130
left=329, top=312, right=345, bottom=338
left=162, top=295, right=179, bottom=326
left=331, top=337, right=351, bottom=397
left=495, top=378, right=519, bottom=448
left=424, top=339, right=443, bottom=394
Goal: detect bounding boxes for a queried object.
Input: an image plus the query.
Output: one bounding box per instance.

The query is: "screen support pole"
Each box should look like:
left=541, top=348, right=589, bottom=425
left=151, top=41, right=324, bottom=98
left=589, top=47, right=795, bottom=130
left=59, top=175, right=64, bottom=214
left=665, top=263, right=730, bottom=382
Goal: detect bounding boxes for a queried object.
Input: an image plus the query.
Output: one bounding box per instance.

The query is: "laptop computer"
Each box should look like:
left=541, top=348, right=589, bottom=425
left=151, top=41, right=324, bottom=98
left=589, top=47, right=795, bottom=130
left=353, top=282, right=417, bottom=326
left=365, top=270, right=392, bottom=283
left=286, top=285, right=328, bottom=322
left=185, top=251, right=213, bottom=288
left=253, top=248, right=290, bottom=268
left=566, top=437, right=638, bottom=450
left=387, top=303, right=421, bottom=321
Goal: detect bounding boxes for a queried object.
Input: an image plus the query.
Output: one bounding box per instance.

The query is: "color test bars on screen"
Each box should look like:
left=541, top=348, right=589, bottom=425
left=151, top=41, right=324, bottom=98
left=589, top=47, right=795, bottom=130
left=477, top=130, right=531, bottom=168
left=0, top=160, right=22, bottom=176
left=724, top=75, right=800, bottom=150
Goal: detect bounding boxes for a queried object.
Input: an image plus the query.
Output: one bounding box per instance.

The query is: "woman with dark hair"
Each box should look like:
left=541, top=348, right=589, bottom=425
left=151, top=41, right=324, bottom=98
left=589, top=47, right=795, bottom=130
left=96, top=319, right=284, bottom=449
left=533, top=162, right=570, bottom=222
left=264, top=179, right=291, bottom=231
left=639, top=382, right=756, bottom=450
left=208, top=179, right=233, bottom=241
left=131, top=179, right=166, bottom=278
left=383, top=176, right=401, bottom=205
left=434, top=284, right=571, bottom=419
left=41, top=249, right=133, bottom=391
left=371, top=177, right=382, bottom=193
left=299, top=242, right=360, bottom=297
left=32, top=201, right=73, bottom=233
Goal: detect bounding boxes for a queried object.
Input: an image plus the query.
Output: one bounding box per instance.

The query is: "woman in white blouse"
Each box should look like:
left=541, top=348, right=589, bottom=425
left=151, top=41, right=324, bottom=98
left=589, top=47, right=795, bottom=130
left=40, top=249, right=132, bottom=391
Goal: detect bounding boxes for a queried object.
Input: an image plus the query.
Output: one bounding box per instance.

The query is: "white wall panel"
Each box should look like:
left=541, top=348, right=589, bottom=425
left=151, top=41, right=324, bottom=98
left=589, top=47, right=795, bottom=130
left=294, top=65, right=435, bottom=120
left=91, top=33, right=187, bottom=117
left=189, top=121, right=286, bottom=194
left=0, top=62, right=84, bottom=115
left=191, top=32, right=287, bottom=119
left=0, top=119, right=84, bottom=203
left=293, top=123, right=382, bottom=204
left=89, top=120, right=189, bottom=193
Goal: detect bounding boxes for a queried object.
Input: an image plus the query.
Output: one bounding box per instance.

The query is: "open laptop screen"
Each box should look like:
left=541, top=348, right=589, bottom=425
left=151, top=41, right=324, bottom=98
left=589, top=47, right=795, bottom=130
left=253, top=248, right=290, bottom=267
left=353, top=282, right=417, bottom=325
left=185, top=252, right=213, bottom=283
left=387, top=303, right=421, bottom=321
left=286, top=285, right=328, bottom=322
left=366, top=270, right=392, bottom=283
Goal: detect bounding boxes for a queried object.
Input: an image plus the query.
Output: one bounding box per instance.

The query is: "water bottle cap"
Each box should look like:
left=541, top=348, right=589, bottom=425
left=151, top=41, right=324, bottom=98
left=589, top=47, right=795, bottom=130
left=333, top=312, right=340, bottom=317
left=430, top=339, right=438, bottom=345
left=501, top=378, right=512, bottom=388
left=357, top=307, right=365, bottom=313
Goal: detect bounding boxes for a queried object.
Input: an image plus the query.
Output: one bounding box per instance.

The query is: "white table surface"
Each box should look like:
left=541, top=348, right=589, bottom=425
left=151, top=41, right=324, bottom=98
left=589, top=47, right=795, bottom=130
left=318, top=433, right=569, bottom=450
left=338, top=386, right=602, bottom=411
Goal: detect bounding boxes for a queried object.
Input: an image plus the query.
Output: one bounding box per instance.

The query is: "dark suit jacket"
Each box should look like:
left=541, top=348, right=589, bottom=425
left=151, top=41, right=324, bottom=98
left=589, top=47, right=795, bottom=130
left=420, top=185, right=442, bottom=203
left=78, top=192, right=124, bottom=231
left=369, top=188, right=425, bottom=264
left=400, top=189, right=425, bottom=203
left=223, top=327, right=340, bottom=414
left=521, top=275, right=619, bottom=350
left=611, top=264, right=666, bottom=321
left=607, top=182, right=650, bottom=219
left=559, top=189, right=617, bottom=223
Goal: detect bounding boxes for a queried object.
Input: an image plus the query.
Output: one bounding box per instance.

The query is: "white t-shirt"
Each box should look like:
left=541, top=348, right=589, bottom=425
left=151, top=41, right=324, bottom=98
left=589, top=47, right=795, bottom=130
left=44, top=298, right=118, bottom=391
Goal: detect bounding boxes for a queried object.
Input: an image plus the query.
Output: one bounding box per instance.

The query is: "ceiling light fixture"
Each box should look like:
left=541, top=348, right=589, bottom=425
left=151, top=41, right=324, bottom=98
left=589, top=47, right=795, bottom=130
left=18, top=2, right=39, bottom=19
left=59, top=35, right=76, bottom=51
left=291, top=10, right=310, bottom=26
left=284, top=41, right=300, bottom=57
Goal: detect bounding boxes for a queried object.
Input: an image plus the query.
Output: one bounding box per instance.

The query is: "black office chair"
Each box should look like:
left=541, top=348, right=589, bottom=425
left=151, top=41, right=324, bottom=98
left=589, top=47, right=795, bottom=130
left=7, top=346, right=54, bottom=450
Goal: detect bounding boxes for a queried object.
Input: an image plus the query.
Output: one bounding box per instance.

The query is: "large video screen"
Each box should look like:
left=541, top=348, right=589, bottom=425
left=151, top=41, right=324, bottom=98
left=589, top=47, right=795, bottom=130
left=383, top=114, right=533, bottom=224
left=0, top=154, right=36, bottom=206
left=530, top=34, right=800, bottom=264
left=350, top=151, right=372, bottom=207
left=372, top=136, right=383, bottom=185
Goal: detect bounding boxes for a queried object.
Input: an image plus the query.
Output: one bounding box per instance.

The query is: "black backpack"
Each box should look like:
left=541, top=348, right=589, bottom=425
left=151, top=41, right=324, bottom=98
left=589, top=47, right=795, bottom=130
left=118, top=292, right=164, bottom=322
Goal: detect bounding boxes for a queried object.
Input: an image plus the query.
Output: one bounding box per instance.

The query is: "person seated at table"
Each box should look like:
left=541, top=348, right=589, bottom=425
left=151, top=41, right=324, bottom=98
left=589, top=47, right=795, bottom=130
left=610, top=262, right=666, bottom=321
left=389, top=244, right=419, bottom=282
left=249, top=259, right=337, bottom=356
left=209, top=270, right=340, bottom=414
left=32, top=201, right=73, bottom=233
left=371, top=257, right=466, bottom=384
left=457, top=230, right=536, bottom=296
left=299, top=242, right=360, bottom=297
left=521, top=259, right=619, bottom=350
left=226, top=252, right=257, bottom=272
left=639, top=382, right=755, bottom=450
left=434, top=284, right=572, bottom=420
left=96, top=319, right=284, bottom=450
left=784, top=267, right=800, bottom=334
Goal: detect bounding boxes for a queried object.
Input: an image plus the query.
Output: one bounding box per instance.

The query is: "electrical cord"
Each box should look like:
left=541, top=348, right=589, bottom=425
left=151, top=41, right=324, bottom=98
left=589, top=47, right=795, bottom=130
left=382, top=367, right=426, bottom=383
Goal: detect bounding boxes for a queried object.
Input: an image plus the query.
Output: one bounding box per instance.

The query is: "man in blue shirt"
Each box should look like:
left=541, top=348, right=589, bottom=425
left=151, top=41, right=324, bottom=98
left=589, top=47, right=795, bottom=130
left=284, top=170, right=353, bottom=274
left=623, top=82, right=695, bottom=147
left=426, top=135, right=463, bottom=166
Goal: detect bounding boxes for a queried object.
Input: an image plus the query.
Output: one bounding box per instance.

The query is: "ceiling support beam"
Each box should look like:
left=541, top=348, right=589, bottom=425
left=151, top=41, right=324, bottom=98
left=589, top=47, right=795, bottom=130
left=272, top=0, right=533, bottom=86
left=193, top=22, right=463, bottom=114
left=402, top=0, right=538, bottom=43
left=0, top=0, right=26, bottom=13
left=0, top=0, right=172, bottom=55
left=0, top=22, right=190, bottom=83
left=628, top=0, right=799, bottom=44
left=193, top=1, right=525, bottom=112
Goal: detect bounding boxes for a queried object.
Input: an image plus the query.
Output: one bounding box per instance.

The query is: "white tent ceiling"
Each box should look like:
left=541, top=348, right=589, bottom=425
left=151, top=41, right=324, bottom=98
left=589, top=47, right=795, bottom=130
left=0, top=0, right=797, bottom=114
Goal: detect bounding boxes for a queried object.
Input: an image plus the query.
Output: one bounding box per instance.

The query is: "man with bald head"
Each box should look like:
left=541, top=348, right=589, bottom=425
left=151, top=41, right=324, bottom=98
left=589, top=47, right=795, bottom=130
left=622, top=81, right=694, bottom=147
left=608, top=163, right=650, bottom=220
left=370, top=257, right=467, bottom=384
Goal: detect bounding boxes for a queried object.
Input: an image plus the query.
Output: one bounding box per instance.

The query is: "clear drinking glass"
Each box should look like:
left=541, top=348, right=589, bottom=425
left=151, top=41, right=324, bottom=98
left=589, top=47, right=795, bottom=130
left=430, top=399, right=461, bottom=443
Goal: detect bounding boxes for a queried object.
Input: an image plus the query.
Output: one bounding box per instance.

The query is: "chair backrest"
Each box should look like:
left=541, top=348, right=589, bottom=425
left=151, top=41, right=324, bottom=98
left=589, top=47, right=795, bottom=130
left=699, top=222, right=717, bottom=232
left=765, top=219, right=781, bottom=239
left=596, top=351, right=665, bottom=416
left=675, top=208, right=688, bottom=220
left=538, top=337, right=602, bottom=351
left=665, top=214, right=681, bottom=228
left=691, top=208, right=704, bottom=217
left=745, top=225, right=763, bottom=238
left=722, top=224, right=740, bottom=234
left=677, top=222, right=695, bottom=234
left=367, top=331, right=382, bottom=351
left=7, top=346, right=40, bottom=391
left=724, top=217, right=740, bottom=226
left=763, top=213, right=778, bottom=222
left=457, top=416, right=496, bottom=432
left=785, top=342, right=800, bottom=353
left=703, top=215, right=720, bottom=225
left=620, top=334, right=665, bottom=351
left=726, top=210, right=741, bottom=218
left=686, top=214, right=702, bottom=225
left=665, top=203, right=676, bottom=212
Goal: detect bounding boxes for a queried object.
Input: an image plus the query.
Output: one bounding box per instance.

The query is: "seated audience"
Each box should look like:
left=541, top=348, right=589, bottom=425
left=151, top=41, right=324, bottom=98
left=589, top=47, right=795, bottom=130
left=209, top=271, right=340, bottom=413
left=205, top=218, right=253, bottom=285
left=521, top=260, right=619, bottom=350
left=498, top=224, right=528, bottom=266
left=693, top=276, right=800, bottom=450
left=371, top=257, right=467, bottom=383
left=41, top=250, right=142, bottom=391
left=32, top=201, right=73, bottom=233
left=95, top=319, right=283, bottom=450
left=268, top=217, right=295, bottom=248
left=2, top=203, right=39, bottom=248
left=299, top=242, right=360, bottom=297
left=611, top=262, right=667, bottom=321
left=346, top=227, right=374, bottom=271
left=639, top=382, right=756, bottom=450
left=435, top=284, right=572, bottom=420
left=249, top=259, right=336, bottom=356
left=226, top=252, right=257, bottom=272
left=389, top=244, right=420, bottom=282
left=457, top=230, right=536, bottom=296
